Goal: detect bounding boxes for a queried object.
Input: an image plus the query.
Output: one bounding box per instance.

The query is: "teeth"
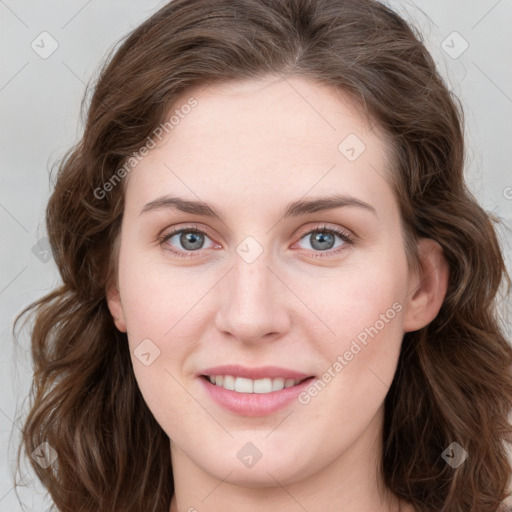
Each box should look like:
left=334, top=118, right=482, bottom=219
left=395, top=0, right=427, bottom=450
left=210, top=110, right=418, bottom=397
left=235, top=377, right=253, bottom=393
left=272, top=377, right=285, bottom=391
left=253, top=378, right=272, bottom=394
left=207, top=375, right=301, bottom=394
left=223, top=375, right=235, bottom=391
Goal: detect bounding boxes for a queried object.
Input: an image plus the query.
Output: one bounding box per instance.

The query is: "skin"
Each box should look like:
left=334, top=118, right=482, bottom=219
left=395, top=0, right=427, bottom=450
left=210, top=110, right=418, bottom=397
left=107, top=76, right=448, bottom=512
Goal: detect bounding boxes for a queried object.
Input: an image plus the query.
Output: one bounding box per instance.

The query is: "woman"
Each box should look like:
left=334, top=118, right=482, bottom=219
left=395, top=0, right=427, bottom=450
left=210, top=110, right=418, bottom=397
left=15, top=0, right=512, bottom=511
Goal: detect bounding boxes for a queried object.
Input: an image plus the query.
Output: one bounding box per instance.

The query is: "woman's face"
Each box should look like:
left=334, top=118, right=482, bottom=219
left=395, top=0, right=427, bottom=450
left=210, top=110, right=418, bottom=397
left=108, top=76, right=426, bottom=487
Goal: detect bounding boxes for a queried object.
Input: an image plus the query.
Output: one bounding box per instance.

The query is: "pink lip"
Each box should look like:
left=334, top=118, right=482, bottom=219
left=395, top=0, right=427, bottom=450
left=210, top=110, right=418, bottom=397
left=197, top=365, right=315, bottom=417
left=198, top=365, right=311, bottom=380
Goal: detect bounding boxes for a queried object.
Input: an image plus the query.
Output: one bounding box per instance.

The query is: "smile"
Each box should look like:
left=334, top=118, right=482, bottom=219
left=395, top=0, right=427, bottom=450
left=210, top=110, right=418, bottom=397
left=198, top=365, right=316, bottom=416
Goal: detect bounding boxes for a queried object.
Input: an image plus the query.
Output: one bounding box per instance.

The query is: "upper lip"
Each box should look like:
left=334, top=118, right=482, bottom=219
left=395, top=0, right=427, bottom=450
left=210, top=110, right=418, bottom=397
left=199, top=365, right=312, bottom=381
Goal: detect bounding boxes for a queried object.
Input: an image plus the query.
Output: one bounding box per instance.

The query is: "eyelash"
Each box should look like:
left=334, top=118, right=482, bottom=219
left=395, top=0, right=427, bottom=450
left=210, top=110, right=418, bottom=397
left=159, top=224, right=354, bottom=259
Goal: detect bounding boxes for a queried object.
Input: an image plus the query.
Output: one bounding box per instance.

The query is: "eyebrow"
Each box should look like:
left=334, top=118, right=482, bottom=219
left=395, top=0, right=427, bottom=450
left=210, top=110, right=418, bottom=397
left=140, top=194, right=377, bottom=220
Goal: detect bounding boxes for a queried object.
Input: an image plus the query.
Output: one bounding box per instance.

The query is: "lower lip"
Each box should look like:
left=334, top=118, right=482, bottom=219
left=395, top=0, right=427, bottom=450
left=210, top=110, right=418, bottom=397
left=199, top=376, right=314, bottom=416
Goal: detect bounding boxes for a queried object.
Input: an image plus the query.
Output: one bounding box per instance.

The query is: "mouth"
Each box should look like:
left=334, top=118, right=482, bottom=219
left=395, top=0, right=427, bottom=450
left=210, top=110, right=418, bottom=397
left=200, top=374, right=313, bottom=394
left=198, top=365, right=316, bottom=416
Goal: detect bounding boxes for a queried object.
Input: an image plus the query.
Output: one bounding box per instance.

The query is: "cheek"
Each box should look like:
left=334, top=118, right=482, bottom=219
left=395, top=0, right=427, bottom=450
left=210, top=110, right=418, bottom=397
left=117, top=254, right=208, bottom=434
left=116, top=245, right=216, bottom=402
left=296, top=250, right=408, bottom=397
left=290, top=271, right=406, bottom=463
left=298, top=252, right=407, bottom=344
left=117, top=241, right=207, bottom=341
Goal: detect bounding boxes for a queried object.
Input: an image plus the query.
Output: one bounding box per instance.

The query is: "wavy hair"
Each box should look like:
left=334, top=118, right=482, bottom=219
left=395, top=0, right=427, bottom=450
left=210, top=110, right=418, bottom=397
left=14, top=0, right=512, bottom=510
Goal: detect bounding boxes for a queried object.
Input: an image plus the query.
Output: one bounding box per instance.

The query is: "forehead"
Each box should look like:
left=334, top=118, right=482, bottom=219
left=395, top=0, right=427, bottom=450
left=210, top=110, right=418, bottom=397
left=124, top=76, right=395, bottom=218
left=165, top=76, right=380, bottom=158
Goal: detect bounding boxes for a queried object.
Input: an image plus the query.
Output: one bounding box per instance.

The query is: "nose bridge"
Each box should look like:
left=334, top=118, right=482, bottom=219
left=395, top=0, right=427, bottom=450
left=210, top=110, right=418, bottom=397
left=232, top=253, right=273, bottom=307
left=215, top=243, right=289, bottom=341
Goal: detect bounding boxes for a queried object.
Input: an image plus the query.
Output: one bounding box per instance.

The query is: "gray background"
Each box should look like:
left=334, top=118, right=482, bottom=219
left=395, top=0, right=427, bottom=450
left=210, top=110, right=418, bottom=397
left=1, top=0, right=511, bottom=510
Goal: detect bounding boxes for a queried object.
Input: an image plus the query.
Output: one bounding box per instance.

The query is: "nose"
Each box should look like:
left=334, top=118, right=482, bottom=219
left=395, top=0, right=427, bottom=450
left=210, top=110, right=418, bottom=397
left=214, top=250, right=291, bottom=344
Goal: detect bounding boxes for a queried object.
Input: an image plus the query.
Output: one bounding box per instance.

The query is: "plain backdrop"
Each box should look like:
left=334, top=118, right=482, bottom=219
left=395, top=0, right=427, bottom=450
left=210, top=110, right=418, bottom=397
left=1, top=1, right=511, bottom=510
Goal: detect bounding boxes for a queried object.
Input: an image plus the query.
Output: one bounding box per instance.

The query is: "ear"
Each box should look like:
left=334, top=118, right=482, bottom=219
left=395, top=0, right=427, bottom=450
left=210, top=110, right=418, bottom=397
left=106, top=285, right=127, bottom=333
left=403, top=238, right=449, bottom=333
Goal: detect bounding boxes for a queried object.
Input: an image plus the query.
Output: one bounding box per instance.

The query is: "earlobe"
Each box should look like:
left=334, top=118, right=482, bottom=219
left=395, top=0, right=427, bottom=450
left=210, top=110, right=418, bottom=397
left=106, top=285, right=127, bottom=333
left=403, top=238, right=449, bottom=333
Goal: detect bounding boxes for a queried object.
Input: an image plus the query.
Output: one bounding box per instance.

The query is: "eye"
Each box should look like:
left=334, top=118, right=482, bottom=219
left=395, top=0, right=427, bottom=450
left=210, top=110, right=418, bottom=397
left=159, top=223, right=354, bottom=259
left=294, top=225, right=353, bottom=256
left=160, top=225, right=218, bottom=257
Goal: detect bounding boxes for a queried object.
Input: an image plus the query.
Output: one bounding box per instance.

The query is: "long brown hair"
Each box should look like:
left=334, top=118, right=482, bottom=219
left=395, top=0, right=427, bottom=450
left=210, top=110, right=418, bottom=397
left=14, top=0, right=512, bottom=510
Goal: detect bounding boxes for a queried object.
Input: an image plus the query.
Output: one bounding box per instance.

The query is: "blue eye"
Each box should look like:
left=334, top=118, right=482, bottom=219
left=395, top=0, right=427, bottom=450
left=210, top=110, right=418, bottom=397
left=159, top=224, right=353, bottom=259
left=295, top=226, right=353, bottom=255
left=160, top=226, right=217, bottom=258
